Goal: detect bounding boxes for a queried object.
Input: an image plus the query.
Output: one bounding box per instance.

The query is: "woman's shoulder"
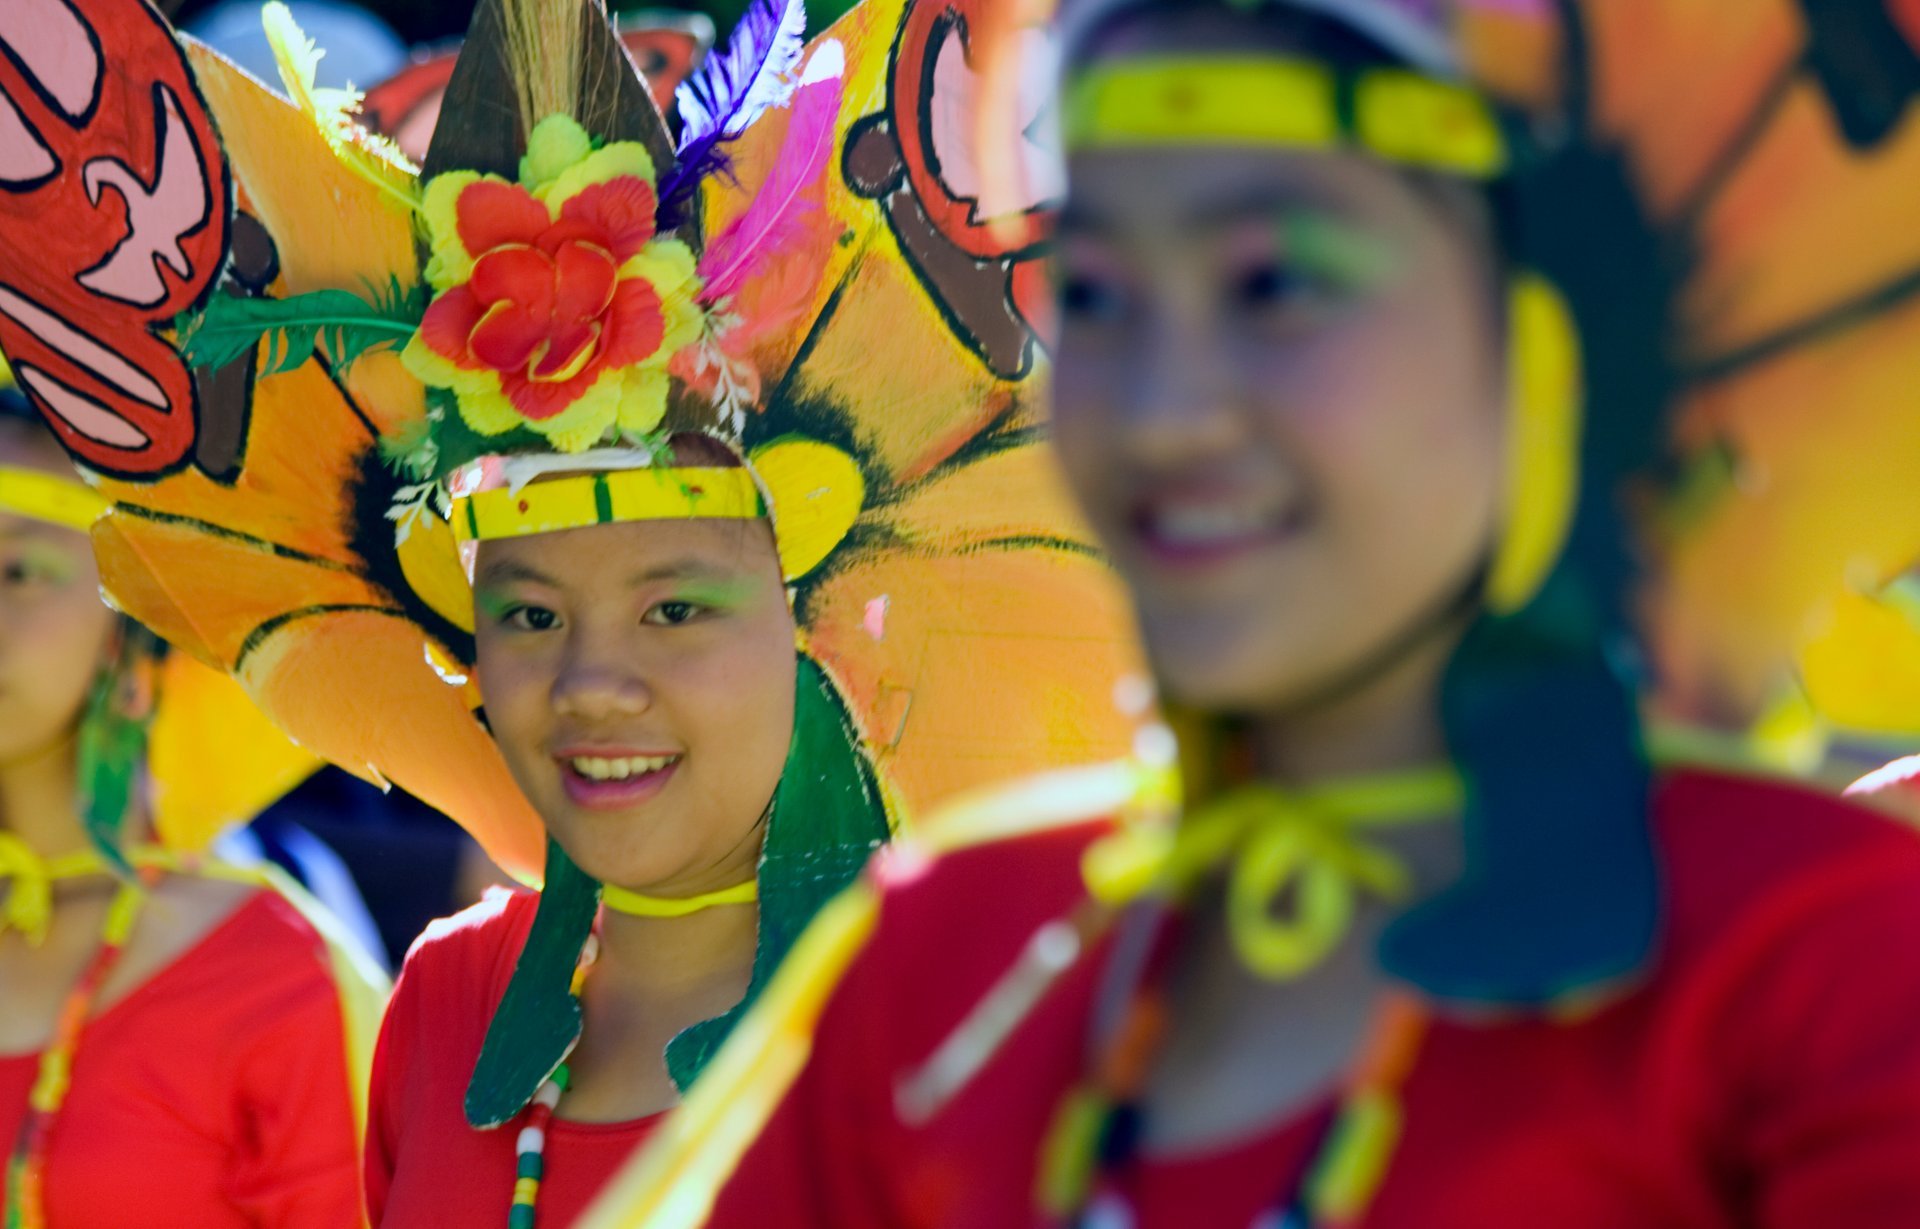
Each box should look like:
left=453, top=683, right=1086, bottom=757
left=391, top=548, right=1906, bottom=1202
left=112, top=878, right=344, bottom=1027
left=1651, top=767, right=1920, bottom=966
left=391, top=886, right=540, bottom=1008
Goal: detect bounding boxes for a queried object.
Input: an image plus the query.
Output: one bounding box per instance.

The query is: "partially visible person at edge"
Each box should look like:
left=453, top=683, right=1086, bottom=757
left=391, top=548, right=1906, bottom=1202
left=588, top=1, right=1920, bottom=1226
left=0, top=396, right=383, bottom=1228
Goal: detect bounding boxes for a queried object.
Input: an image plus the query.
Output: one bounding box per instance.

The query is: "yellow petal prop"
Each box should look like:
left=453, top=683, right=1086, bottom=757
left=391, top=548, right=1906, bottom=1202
left=148, top=654, right=323, bottom=852
left=1486, top=274, right=1582, bottom=615
left=751, top=438, right=866, bottom=582
left=0, top=465, right=108, bottom=532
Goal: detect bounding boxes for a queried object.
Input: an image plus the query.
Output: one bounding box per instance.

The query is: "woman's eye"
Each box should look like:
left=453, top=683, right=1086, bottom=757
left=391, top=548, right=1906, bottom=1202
left=1231, top=261, right=1322, bottom=313
left=644, top=600, right=705, bottom=626
left=503, top=605, right=560, bottom=632
left=1, top=556, right=61, bottom=587
left=1056, top=272, right=1130, bottom=325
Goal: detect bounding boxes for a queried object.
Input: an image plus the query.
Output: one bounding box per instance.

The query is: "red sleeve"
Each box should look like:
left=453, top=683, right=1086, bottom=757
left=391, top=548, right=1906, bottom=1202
left=365, top=926, right=430, bottom=1227
left=1707, top=853, right=1920, bottom=1225
left=222, top=899, right=369, bottom=1227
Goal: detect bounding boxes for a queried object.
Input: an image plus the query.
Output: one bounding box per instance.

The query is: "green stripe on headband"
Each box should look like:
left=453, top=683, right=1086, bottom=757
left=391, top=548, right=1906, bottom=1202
left=451, top=467, right=765, bottom=544
left=1064, top=56, right=1508, bottom=179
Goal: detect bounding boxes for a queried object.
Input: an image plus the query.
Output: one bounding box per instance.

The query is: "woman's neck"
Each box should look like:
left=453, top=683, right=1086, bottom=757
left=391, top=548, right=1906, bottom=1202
left=592, top=899, right=759, bottom=1010
left=1245, top=633, right=1456, bottom=785
left=0, top=732, right=86, bottom=855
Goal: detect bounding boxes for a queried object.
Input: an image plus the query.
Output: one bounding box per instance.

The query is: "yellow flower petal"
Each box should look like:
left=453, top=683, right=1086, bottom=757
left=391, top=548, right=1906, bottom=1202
left=521, top=115, right=595, bottom=193
left=419, top=170, right=482, bottom=290
left=457, top=385, right=534, bottom=438
left=400, top=332, right=497, bottom=398
left=532, top=375, right=625, bottom=452
left=620, top=239, right=704, bottom=354
left=539, top=140, right=657, bottom=212
left=613, top=366, right=671, bottom=437
left=620, top=238, right=697, bottom=290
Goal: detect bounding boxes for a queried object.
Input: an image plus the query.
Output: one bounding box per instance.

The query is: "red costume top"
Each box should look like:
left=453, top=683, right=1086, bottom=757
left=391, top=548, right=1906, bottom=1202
left=367, top=890, right=664, bottom=1228
left=703, top=769, right=1920, bottom=1227
left=0, top=889, right=364, bottom=1228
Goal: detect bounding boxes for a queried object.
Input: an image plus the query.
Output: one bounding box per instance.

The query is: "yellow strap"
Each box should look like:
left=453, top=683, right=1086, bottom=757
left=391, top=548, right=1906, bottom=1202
left=0, top=464, right=108, bottom=533
left=1063, top=56, right=1507, bottom=179
left=600, top=878, right=758, bottom=918
left=0, top=841, right=279, bottom=945
left=1082, top=766, right=1462, bottom=981
left=452, top=467, right=764, bottom=544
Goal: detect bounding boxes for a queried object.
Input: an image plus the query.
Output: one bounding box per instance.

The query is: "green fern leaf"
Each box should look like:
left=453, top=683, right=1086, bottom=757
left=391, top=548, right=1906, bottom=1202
left=175, top=287, right=424, bottom=377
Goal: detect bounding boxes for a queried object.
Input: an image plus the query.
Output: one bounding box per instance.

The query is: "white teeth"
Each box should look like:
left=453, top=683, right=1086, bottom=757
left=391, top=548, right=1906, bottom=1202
left=1152, top=502, right=1277, bottom=546
left=567, top=755, right=676, bottom=782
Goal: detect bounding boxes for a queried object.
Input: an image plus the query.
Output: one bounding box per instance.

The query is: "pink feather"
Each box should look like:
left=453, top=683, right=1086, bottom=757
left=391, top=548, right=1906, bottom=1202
left=696, top=60, right=844, bottom=306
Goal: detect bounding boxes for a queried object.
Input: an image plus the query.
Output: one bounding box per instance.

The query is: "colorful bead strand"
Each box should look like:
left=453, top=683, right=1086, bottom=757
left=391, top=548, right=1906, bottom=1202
left=5, top=872, right=153, bottom=1229
left=507, top=933, right=599, bottom=1228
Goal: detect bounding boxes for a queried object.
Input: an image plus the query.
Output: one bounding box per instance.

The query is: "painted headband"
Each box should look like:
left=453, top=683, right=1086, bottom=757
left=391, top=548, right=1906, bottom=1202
left=1062, top=54, right=1507, bottom=178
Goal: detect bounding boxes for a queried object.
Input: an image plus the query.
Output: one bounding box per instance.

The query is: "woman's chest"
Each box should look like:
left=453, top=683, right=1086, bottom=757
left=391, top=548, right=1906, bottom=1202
left=0, top=1033, right=253, bottom=1229
left=897, top=1014, right=1733, bottom=1229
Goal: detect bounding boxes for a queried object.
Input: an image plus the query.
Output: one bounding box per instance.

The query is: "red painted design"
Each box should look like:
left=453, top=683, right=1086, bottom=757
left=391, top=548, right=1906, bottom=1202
left=0, top=0, right=229, bottom=477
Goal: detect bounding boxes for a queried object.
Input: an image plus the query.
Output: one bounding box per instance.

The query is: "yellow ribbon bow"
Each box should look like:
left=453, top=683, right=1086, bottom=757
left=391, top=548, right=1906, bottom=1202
left=0, top=837, right=142, bottom=946
left=1083, top=767, right=1464, bottom=980
left=0, top=832, right=56, bottom=944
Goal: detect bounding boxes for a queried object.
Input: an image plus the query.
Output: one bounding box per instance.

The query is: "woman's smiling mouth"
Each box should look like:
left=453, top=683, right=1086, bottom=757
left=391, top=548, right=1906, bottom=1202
left=553, top=750, right=684, bottom=809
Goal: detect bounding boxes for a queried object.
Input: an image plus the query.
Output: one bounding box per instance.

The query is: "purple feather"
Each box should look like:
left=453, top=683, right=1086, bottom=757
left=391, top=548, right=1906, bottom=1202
left=658, top=0, right=808, bottom=225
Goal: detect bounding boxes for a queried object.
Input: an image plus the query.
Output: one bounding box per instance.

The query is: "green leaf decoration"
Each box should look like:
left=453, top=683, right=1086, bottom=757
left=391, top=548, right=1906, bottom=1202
left=464, top=841, right=601, bottom=1129
left=76, top=625, right=163, bottom=873
left=175, top=280, right=425, bottom=377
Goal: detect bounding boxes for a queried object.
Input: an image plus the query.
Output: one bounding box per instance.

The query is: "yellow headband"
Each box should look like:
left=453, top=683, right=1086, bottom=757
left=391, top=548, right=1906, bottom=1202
left=451, top=467, right=765, bottom=545
left=0, top=464, right=108, bottom=533
left=400, top=440, right=869, bottom=636
left=1063, top=56, right=1508, bottom=179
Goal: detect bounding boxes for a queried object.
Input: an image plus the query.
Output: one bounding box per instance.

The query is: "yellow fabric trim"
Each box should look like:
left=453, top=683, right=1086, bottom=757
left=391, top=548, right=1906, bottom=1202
left=250, top=860, right=391, bottom=1136
left=601, top=878, right=758, bottom=918
left=577, top=883, right=881, bottom=1229
left=0, top=464, right=108, bottom=532
left=1063, top=56, right=1507, bottom=179
left=452, top=467, right=764, bottom=543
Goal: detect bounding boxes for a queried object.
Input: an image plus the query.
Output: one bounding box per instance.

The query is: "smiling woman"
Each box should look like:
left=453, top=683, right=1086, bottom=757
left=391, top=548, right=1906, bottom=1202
left=581, top=0, right=1920, bottom=1226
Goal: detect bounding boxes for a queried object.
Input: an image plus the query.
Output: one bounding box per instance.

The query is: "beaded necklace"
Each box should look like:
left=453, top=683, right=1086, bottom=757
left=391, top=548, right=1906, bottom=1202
left=4, top=867, right=156, bottom=1229
left=1039, top=899, right=1431, bottom=1228
left=508, top=932, right=600, bottom=1228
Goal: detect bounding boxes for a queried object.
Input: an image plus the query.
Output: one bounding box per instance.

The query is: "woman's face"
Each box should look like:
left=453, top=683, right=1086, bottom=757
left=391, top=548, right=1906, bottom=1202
left=472, top=514, right=797, bottom=894
left=1051, top=79, right=1508, bottom=712
left=0, top=426, right=118, bottom=770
